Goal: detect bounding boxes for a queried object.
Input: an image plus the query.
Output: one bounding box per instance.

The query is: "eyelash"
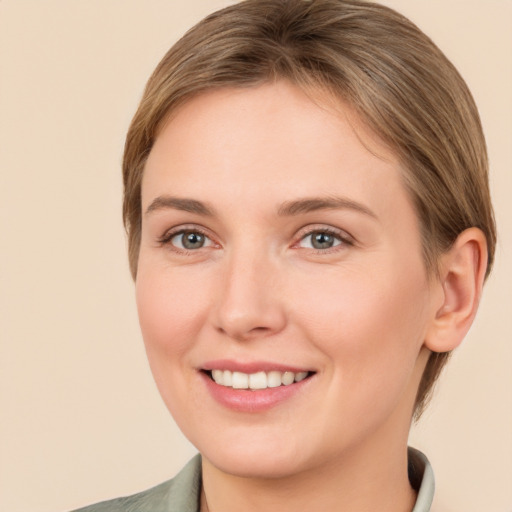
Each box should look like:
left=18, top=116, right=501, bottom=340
left=157, top=225, right=354, bottom=255
left=157, top=225, right=214, bottom=254
left=295, top=226, right=354, bottom=253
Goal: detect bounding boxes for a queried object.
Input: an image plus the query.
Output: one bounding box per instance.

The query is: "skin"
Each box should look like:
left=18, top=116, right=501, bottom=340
left=136, top=81, right=486, bottom=511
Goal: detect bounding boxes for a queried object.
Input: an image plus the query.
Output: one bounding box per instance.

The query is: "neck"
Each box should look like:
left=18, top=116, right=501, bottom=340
left=201, top=436, right=416, bottom=512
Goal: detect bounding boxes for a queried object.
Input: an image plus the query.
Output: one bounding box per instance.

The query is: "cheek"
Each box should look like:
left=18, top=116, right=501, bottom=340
left=135, top=263, right=211, bottom=360
left=294, top=262, right=429, bottom=387
left=304, top=270, right=429, bottom=443
left=134, top=262, right=216, bottom=427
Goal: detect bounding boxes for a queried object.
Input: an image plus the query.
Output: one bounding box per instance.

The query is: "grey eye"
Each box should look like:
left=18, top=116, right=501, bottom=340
left=300, top=231, right=342, bottom=250
left=172, top=231, right=208, bottom=250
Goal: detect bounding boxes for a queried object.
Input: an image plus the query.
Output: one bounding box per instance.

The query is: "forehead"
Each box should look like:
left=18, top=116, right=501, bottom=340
left=142, top=81, right=416, bottom=229
left=141, top=81, right=425, bottom=270
left=142, top=82, right=421, bottom=260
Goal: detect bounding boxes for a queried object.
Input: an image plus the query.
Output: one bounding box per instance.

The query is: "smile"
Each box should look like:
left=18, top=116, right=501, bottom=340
left=209, top=369, right=310, bottom=390
left=200, top=361, right=316, bottom=412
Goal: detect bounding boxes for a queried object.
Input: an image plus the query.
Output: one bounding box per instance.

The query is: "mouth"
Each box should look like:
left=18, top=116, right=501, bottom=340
left=203, top=369, right=314, bottom=390
left=200, top=363, right=316, bottom=412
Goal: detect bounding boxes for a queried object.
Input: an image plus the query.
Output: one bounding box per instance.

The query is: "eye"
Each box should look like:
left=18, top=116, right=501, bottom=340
left=297, top=229, right=350, bottom=250
left=168, top=230, right=214, bottom=250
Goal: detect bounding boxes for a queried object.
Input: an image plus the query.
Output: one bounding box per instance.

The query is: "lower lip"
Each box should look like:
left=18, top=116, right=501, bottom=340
left=200, top=372, right=312, bottom=413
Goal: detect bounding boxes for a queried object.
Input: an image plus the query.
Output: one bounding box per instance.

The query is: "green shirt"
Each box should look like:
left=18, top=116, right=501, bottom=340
left=72, top=447, right=434, bottom=512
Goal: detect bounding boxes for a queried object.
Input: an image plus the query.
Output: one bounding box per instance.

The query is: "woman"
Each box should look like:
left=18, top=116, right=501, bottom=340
left=74, top=0, right=495, bottom=510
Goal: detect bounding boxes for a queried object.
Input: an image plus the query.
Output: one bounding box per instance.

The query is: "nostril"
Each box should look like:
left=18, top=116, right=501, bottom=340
left=216, top=324, right=272, bottom=342
left=251, top=326, right=271, bottom=333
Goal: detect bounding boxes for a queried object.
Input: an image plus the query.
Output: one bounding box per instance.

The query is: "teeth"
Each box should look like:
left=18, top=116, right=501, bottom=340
left=294, top=371, right=308, bottom=382
left=212, top=369, right=223, bottom=383
left=232, top=371, right=249, bottom=389
left=223, top=369, right=232, bottom=387
left=249, top=371, right=267, bottom=390
left=281, top=371, right=294, bottom=385
left=267, top=371, right=282, bottom=388
left=209, top=369, right=310, bottom=390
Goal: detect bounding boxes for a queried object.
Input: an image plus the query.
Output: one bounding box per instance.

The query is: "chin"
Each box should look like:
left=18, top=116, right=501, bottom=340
left=195, top=428, right=316, bottom=479
left=205, top=450, right=308, bottom=479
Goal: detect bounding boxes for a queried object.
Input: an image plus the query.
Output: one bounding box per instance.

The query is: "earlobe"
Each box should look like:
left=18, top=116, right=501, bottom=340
left=424, top=228, right=488, bottom=353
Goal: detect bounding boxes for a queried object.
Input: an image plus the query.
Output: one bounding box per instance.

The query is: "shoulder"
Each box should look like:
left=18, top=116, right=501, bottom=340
left=70, top=479, right=172, bottom=512
left=70, top=454, right=202, bottom=512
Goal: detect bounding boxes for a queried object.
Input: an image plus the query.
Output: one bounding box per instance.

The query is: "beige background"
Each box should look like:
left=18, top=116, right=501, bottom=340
left=0, top=1, right=511, bottom=511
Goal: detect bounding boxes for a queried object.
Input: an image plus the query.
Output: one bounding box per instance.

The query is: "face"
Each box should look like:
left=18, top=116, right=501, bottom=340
left=137, top=81, right=436, bottom=479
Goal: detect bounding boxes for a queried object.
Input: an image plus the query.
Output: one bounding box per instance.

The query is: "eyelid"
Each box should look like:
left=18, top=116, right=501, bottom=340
left=292, top=224, right=355, bottom=249
left=157, top=224, right=219, bottom=249
left=156, top=223, right=354, bottom=253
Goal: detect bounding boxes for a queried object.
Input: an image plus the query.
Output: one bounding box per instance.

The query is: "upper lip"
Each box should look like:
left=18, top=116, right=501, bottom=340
left=201, top=359, right=313, bottom=374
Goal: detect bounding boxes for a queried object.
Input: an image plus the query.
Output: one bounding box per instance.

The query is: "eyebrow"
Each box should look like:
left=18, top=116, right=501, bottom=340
left=144, top=194, right=377, bottom=219
left=145, top=196, right=214, bottom=216
left=277, top=196, right=377, bottom=219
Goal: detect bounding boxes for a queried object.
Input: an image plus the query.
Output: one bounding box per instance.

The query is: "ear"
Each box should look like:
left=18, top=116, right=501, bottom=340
left=424, top=228, right=488, bottom=353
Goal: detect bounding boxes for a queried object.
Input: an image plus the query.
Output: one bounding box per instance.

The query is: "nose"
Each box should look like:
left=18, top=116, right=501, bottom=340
left=212, top=249, right=287, bottom=342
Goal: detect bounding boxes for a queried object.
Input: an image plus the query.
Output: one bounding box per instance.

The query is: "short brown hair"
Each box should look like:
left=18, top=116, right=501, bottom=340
left=122, top=0, right=496, bottom=418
